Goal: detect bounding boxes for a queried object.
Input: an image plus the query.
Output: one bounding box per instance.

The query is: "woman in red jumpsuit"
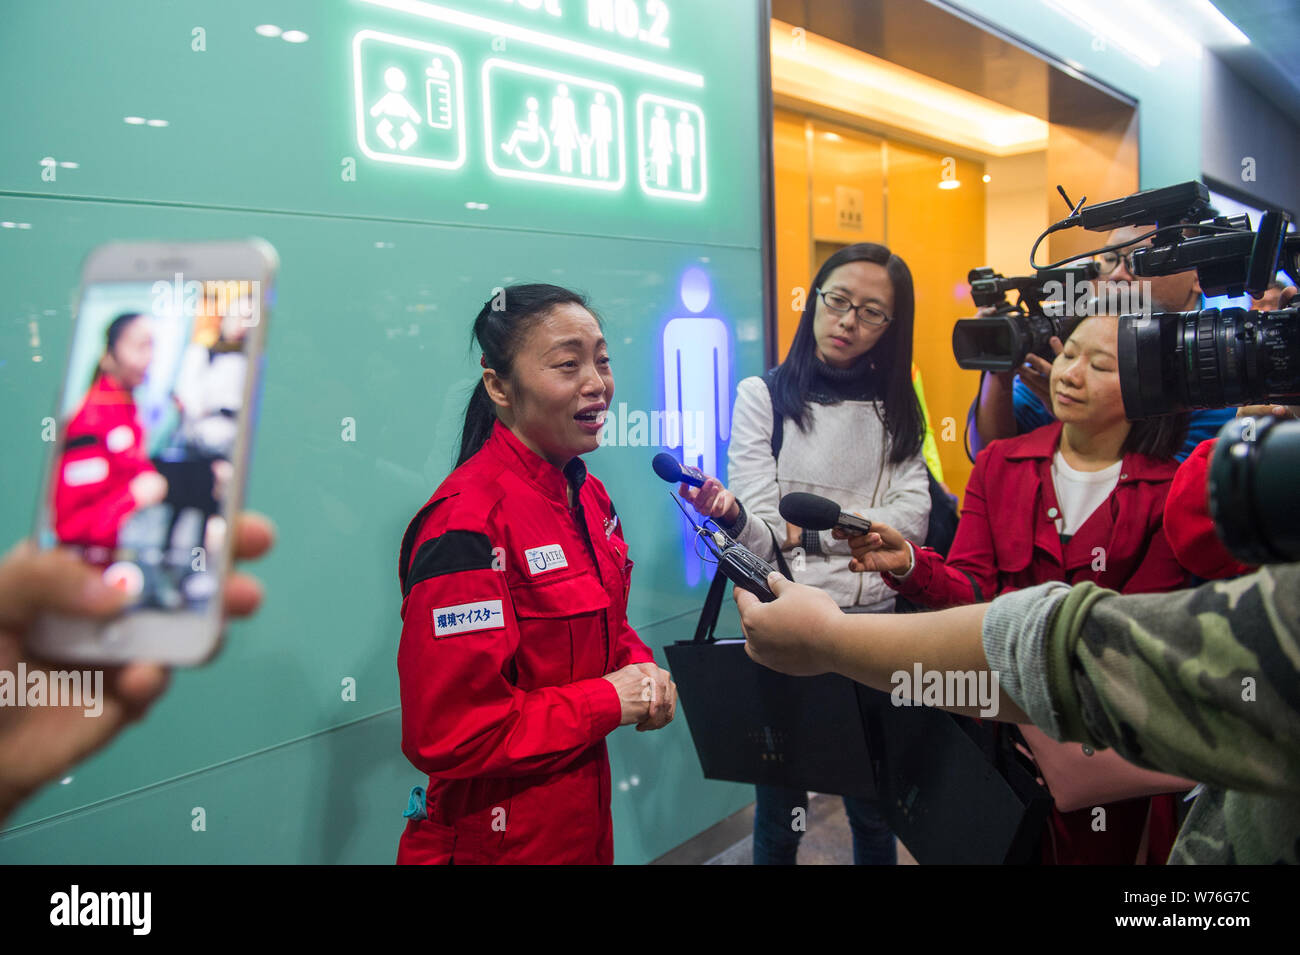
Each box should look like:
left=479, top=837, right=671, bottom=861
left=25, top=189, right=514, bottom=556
left=53, top=312, right=168, bottom=561
left=396, top=284, right=676, bottom=865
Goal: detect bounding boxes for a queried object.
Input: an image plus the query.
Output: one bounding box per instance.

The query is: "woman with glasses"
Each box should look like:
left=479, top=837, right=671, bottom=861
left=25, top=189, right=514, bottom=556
left=679, top=242, right=931, bottom=865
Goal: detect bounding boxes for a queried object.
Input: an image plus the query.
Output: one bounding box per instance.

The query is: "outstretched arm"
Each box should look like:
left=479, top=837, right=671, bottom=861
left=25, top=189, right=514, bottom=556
left=733, top=572, right=1029, bottom=722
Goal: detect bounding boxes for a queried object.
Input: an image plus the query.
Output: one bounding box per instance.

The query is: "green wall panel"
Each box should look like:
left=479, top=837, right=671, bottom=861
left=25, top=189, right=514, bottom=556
left=0, top=611, right=752, bottom=864
left=0, top=0, right=761, bottom=246
left=0, top=0, right=767, bottom=864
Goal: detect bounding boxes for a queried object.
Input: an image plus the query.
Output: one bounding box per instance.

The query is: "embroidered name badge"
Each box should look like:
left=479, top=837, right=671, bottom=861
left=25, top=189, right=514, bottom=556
left=603, top=514, right=619, bottom=539
left=524, top=544, right=568, bottom=576
left=63, top=457, right=109, bottom=487
left=431, top=600, right=505, bottom=638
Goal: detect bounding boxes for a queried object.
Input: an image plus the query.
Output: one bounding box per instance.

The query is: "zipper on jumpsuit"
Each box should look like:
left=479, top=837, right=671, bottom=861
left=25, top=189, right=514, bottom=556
left=569, top=493, right=611, bottom=858
left=568, top=496, right=610, bottom=671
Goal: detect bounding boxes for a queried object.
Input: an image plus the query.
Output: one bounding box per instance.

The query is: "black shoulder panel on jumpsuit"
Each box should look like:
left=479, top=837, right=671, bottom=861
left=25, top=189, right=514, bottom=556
left=403, top=530, right=497, bottom=597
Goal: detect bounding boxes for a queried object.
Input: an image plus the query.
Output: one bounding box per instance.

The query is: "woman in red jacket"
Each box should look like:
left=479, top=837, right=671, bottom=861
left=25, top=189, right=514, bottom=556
left=846, top=312, right=1191, bottom=864
left=53, top=312, right=168, bottom=562
left=396, top=284, right=675, bottom=865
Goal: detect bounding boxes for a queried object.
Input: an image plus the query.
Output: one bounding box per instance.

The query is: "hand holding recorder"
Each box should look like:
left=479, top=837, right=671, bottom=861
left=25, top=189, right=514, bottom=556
left=833, top=520, right=913, bottom=576
left=653, top=452, right=746, bottom=538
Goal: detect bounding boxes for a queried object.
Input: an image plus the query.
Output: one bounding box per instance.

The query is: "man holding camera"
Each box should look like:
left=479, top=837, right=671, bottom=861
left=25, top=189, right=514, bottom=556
left=967, top=223, right=1235, bottom=460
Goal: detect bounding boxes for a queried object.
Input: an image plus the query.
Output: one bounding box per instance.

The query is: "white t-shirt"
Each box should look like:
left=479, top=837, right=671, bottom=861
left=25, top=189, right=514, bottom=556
left=1051, top=451, right=1121, bottom=538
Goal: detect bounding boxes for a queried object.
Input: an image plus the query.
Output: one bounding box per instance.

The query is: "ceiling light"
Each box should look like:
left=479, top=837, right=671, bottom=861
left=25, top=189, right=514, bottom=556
left=1044, top=0, right=1164, bottom=68
left=124, top=116, right=146, bottom=124
left=1190, top=0, right=1249, bottom=44
left=982, top=174, right=991, bottom=183
left=939, top=180, right=961, bottom=190
left=771, top=20, right=1047, bottom=156
left=281, top=30, right=309, bottom=43
left=147, top=119, right=169, bottom=127
left=255, top=24, right=282, bottom=38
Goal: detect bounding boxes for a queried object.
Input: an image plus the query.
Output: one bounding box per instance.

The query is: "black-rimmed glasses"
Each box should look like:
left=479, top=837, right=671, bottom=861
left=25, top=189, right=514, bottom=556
left=1093, top=250, right=1139, bottom=275
left=815, top=288, right=892, bottom=327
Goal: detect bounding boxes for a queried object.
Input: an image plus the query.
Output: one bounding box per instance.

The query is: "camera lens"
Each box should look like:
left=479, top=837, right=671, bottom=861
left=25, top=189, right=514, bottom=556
left=1209, top=415, right=1300, bottom=565
left=952, top=314, right=1066, bottom=372
left=1119, top=306, right=1300, bottom=418
left=952, top=317, right=1018, bottom=372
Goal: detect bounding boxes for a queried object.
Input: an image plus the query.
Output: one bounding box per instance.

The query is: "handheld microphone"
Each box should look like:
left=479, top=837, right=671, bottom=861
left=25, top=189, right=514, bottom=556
left=652, top=452, right=707, bottom=488
left=779, top=492, right=873, bottom=536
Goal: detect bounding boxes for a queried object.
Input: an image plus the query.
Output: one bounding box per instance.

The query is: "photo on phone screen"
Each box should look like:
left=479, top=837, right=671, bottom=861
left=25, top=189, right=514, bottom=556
left=32, top=243, right=272, bottom=664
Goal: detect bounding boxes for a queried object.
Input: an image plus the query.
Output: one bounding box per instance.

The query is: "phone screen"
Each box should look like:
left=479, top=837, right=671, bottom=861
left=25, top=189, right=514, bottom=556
left=36, top=276, right=263, bottom=616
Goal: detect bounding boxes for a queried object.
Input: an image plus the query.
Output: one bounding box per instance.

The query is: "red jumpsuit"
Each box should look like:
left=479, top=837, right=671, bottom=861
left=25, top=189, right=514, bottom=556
left=53, top=372, right=155, bottom=553
left=396, top=420, right=653, bottom=864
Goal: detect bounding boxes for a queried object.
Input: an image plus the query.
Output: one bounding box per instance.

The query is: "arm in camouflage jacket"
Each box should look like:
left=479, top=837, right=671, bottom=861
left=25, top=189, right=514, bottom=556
left=983, top=563, right=1300, bottom=864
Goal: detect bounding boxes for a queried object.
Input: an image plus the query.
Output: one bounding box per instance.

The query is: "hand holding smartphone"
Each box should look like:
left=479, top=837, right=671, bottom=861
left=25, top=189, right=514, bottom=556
left=27, top=240, right=277, bottom=665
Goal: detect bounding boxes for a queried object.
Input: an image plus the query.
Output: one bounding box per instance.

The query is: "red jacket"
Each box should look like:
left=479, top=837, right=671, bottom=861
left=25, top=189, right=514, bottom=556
left=396, top=421, right=653, bottom=865
left=885, top=422, right=1187, bottom=607
left=53, top=372, right=155, bottom=553
left=1164, top=438, right=1253, bottom=580
left=887, top=421, right=1187, bottom=864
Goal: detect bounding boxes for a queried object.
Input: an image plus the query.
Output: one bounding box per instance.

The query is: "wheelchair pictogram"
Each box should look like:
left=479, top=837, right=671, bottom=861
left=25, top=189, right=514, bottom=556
left=483, top=59, right=625, bottom=191
left=500, top=96, right=552, bottom=169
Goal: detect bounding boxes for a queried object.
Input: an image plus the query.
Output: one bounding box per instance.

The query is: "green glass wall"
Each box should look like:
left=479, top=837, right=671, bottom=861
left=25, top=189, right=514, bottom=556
left=0, top=0, right=768, bottom=863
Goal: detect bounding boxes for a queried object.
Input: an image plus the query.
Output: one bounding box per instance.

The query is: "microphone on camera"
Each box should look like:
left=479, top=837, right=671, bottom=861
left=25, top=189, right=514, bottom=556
left=652, top=452, right=707, bottom=488
left=779, top=492, right=873, bottom=536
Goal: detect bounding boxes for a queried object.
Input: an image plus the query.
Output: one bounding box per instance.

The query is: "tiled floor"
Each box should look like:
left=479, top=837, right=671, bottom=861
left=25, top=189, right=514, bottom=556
left=652, top=792, right=918, bottom=865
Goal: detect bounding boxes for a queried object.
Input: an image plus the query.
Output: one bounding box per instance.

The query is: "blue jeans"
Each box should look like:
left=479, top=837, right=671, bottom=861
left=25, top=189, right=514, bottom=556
left=752, top=784, right=897, bottom=865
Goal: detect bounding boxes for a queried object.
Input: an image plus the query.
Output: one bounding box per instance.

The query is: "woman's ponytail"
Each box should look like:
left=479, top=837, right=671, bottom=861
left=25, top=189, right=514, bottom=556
left=456, top=378, right=498, bottom=468
left=454, top=284, right=592, bottom=467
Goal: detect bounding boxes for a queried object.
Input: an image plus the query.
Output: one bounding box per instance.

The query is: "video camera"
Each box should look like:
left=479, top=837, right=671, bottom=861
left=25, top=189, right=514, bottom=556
left=1012, top=180, right=1300, bottom=563
left=951, top=265, right=1095, bottom=372
left=1052, top=181, right=1300, bottom=419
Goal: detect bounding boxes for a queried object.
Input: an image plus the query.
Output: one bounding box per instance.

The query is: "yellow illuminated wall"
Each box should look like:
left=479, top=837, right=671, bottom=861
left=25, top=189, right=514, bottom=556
left=772, top=110, right=985, bottom=499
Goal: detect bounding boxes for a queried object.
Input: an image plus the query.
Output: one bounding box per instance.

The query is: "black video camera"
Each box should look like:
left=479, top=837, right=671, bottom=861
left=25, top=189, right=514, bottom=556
left=1028, top=181, right=1300, bottom=418
left=951, top=264, right=1096, bottom=372
left=1034, top=181, right=1300, bottom=563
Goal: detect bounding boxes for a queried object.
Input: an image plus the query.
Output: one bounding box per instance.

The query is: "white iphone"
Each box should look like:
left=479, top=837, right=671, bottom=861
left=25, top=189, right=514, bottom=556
left=27, top=240, right=277, bottom=665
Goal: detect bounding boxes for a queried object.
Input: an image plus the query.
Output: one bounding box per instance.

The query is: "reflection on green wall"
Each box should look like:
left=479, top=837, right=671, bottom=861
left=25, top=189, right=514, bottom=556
left=0, top=0, right=767, bottom=863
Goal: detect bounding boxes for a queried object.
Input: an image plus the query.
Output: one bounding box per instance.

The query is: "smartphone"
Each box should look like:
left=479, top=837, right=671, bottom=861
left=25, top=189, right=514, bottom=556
left=27, top=240, right=277, bottom=665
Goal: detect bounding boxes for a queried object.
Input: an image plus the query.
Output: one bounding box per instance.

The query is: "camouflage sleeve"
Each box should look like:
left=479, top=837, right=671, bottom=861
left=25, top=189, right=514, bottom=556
left=1045, top=564, right=1300, bottom=797
left=981, top=580, right=1071, bottom=737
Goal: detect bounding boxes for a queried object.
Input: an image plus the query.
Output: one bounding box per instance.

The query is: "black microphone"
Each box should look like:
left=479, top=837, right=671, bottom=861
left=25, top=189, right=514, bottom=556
left=779, top=491, right=873, bottom=536
left=652, top=452, right=706, bottom=488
